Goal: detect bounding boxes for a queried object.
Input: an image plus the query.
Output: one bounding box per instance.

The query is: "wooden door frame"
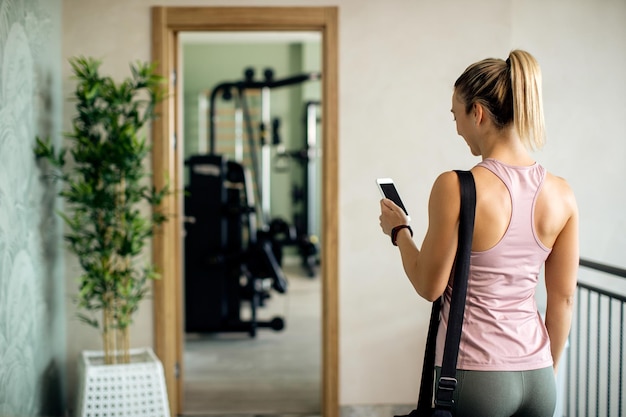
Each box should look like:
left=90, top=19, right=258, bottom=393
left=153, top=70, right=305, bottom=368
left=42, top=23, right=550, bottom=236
left=151, top=7, right=339, bottom=417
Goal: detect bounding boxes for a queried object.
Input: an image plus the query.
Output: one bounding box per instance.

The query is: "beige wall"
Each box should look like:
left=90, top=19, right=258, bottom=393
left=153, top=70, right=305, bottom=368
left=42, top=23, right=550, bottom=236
left=62, top=0, right=626, bottom=408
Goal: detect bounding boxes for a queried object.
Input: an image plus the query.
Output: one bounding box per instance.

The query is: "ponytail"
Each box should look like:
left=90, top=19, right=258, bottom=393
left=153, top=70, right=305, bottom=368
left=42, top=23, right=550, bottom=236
left=508, top=50, right=545, bottom=150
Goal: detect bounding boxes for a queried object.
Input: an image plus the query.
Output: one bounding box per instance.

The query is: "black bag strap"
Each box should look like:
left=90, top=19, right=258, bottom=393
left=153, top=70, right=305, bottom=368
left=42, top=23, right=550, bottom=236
left=410, top=170, right=476, bottom=416
left=434, top=170, right=476, bottom=410
left=415, top=297, right=442, bottom=413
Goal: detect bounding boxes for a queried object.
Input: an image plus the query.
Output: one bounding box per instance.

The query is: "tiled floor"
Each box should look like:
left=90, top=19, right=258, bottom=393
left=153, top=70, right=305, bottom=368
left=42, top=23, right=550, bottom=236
left=179, top=259, right=416, bottom=417
left=182, top=260, right=322, bottom=416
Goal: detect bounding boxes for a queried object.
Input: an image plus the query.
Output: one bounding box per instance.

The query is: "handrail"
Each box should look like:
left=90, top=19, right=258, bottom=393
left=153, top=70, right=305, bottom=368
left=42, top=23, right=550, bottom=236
left=569, top=256, right=626, bottom=417
left=578, top=257, right=626, bottom=302
left=579, top=257, right=626, bottom=278
left=576, top=281, right=626, bottom=303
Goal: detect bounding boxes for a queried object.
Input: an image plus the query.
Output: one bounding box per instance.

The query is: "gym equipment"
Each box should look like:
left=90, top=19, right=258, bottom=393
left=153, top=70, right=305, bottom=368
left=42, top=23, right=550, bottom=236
left=184, top=67, right=321, bottom=335
left=208, top=68, right=321, bottom=224
left=184, top=154, right=287, bottom=337
left=274, top=101, right=322, bottom=277
left=210, top=68, right=322, bottom=275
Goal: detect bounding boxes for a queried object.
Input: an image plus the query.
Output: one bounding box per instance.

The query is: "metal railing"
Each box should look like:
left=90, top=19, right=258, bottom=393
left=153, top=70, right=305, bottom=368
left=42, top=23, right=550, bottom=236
left=566, top=258, right=626, bottom=417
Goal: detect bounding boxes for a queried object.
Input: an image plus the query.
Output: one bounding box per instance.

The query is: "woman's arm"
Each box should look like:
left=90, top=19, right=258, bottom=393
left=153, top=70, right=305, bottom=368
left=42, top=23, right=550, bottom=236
left=544, top=184, right=579, bottom=374
left=379, top=171, right=461, bottom=301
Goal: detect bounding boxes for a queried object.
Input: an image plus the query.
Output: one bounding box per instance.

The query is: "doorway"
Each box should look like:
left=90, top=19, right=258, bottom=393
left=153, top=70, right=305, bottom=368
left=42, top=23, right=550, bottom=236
left=150, top=7, right=339, bottom=417
left=180, top=31, right=322, bottom=415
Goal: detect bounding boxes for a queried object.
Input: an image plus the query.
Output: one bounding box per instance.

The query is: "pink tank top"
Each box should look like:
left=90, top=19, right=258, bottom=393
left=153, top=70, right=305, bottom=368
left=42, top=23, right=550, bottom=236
left=435, top=158, right=553, bottom=371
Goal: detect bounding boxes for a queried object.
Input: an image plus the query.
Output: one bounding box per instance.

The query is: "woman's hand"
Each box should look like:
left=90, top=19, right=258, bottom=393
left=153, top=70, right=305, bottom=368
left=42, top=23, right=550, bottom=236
left=379, top=171, right=460, bottom=301
left=379, top=198, right=409, bottom=236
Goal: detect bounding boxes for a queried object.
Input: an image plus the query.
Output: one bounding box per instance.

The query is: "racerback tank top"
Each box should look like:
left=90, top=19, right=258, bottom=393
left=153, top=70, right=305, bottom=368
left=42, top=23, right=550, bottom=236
left=435, top=158, right=553, bottom=371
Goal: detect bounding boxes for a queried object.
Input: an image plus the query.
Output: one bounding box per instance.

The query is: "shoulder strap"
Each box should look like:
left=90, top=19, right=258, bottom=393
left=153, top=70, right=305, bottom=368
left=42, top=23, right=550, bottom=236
left=415, top=297, right=441, bottom=413
left=434, top=170, right=476, bottom=410
left=412, top=170, right=476, bottom=415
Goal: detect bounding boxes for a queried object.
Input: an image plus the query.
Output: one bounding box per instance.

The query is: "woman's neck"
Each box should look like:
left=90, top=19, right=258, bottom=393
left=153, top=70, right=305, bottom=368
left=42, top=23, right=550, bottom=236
left=479, top=130, right=534, bottom=166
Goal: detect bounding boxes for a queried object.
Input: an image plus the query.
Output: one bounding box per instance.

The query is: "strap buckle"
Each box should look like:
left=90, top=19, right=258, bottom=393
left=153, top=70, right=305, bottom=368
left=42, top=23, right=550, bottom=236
left=434, top=377, right=457, bottom=408
left=438, top=376, right=457, bottom=391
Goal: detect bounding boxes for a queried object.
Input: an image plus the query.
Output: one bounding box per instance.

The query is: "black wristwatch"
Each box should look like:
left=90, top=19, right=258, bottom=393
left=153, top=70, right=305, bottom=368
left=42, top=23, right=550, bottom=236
left=391, top=224, right=413, bottom=246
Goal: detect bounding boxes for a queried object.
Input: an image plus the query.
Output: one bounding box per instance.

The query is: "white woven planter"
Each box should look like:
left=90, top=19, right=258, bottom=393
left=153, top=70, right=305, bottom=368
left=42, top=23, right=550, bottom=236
left=76, top=347, right=170, bottom=417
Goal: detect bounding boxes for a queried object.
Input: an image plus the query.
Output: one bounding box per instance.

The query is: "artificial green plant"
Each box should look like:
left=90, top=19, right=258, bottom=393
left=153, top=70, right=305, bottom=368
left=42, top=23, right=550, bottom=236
left=35, top=56, right=168, bottom=364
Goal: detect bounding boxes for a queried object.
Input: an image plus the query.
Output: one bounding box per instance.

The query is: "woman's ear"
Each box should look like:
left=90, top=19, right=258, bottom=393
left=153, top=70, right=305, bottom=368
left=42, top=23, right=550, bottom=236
left=473, top=102, right=484, bottom=125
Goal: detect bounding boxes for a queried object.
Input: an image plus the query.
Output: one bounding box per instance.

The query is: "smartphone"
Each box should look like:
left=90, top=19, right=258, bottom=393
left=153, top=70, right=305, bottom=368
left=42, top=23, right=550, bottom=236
left=376, top=178, right=410, bottom=221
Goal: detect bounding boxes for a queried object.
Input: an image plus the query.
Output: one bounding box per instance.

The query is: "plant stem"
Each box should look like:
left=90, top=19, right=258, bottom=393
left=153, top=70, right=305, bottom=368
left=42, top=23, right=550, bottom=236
left=122, top=326, right=130, bottom=363
left=103, top=302, right=111, bottom=364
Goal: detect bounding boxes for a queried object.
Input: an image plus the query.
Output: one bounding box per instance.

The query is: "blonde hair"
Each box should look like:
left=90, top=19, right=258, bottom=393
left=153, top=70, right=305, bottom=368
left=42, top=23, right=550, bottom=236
left=454, top=49, right=546, bottom=150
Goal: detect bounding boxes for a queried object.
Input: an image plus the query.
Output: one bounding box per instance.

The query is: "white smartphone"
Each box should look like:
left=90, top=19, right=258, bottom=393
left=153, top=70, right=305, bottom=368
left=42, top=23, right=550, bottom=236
left=376, top=178, right=410, bottom=221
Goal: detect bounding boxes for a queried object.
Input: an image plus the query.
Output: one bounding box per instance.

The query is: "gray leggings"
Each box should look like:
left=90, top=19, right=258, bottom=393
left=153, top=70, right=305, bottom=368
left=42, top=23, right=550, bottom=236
left=435, top=366, right=556, bottom=417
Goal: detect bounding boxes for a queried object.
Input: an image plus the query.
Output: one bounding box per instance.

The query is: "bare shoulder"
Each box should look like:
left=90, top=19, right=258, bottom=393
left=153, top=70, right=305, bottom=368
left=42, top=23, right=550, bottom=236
left=543, top=172, right=578, bottom=213
left=430, top=171, right=461, bottom=203
left=429, top=171, right=461, bottom=217
left=433, top=170, right=461, bottom=190
left=533, top=171, right=578, bottom=249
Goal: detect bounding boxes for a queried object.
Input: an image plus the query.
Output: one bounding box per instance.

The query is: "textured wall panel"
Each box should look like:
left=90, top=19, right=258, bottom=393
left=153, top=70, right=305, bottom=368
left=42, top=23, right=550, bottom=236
left=0, top=0, right=65, bottom=415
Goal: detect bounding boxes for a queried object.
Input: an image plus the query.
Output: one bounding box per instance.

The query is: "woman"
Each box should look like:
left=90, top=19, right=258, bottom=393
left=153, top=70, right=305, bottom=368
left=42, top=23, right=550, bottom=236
left=379, top=50, right=578, bottom=416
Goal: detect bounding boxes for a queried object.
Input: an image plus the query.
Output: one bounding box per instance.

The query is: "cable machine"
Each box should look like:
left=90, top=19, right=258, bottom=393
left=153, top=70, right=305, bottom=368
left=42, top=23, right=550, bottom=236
left=184, top=67, right=321, bottom=336
left=275, top=100, right=321, bottom=277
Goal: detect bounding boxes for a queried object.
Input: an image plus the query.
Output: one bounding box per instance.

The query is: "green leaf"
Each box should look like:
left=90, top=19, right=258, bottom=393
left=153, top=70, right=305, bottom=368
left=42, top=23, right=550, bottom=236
left=76, top=313, right=99, bottom=328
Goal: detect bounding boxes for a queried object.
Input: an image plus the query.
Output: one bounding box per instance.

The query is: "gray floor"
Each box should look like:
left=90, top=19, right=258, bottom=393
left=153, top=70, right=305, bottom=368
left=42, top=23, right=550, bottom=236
left=182, top=261, right=322, bottom=417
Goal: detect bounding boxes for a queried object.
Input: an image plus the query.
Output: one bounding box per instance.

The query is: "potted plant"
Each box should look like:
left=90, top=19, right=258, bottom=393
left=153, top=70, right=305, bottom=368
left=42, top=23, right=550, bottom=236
left=35, top=56, right=170, bottom=415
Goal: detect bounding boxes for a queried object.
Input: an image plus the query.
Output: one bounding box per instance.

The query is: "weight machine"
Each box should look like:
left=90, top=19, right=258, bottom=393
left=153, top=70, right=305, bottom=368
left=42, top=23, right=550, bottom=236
left=184, top=154, right=287, bottom=337
left=184, top=67, right=321, bottom=336
left=274, top=100, right=322, bottom=277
